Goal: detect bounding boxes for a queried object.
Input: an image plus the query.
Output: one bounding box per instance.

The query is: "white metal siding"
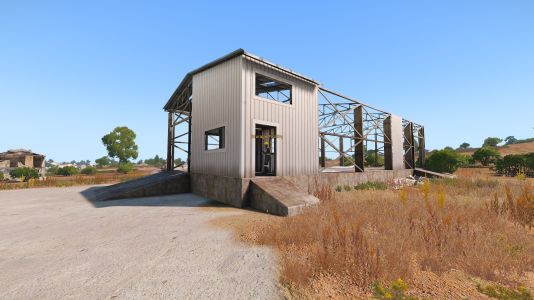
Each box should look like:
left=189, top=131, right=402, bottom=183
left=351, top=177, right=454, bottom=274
left=242, top=57, right=319, bottom=177
left=190, top=56, right=242, bottom=177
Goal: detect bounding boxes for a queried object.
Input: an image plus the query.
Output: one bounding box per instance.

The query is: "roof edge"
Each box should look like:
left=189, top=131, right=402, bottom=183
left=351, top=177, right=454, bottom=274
left=164, top=48, right=321, bottom=111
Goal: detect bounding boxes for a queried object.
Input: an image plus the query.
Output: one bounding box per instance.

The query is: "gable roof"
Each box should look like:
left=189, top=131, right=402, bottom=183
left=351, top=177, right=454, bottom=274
left=163, top=49, right=320, bottom=111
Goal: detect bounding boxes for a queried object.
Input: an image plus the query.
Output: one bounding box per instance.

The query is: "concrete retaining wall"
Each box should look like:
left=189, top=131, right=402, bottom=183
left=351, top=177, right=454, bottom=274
left=283, top=169, right=414, bottom=194
left=190, top=169, right=413, bottom=209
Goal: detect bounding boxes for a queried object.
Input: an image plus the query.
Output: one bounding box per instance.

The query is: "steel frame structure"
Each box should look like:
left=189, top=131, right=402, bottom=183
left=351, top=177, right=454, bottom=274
left=402, top=119, right=425, bottom=169
left=165, top=81, right=425, bottom=174
left=166, top=79, right=192, bottom=172
left=318, top=87, right=424, bottom=172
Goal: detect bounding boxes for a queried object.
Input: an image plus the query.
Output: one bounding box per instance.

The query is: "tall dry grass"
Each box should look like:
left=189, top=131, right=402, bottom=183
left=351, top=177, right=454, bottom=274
left=248, top=178, right=534, bottom=297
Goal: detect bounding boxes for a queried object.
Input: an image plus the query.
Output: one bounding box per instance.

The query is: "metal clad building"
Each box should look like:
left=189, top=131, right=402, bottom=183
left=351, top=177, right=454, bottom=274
left=164, top=49, right=425, bottom=182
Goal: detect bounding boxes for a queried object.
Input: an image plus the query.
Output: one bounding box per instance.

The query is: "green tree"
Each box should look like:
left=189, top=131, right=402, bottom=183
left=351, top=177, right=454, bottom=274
left=144, top=155, right=166, bottom=167
left=56, top=166, right=79, bottom=176
left=101, top=126, right=139, bottom=166
left=473, top=147, right=501, bottom=166
left=46, top=165, right=59, bottom=176
left=483, top=137, right=503, bottom=147
left=425, top=148, right=468, bottom=173
left=95, top=156, right=111, bottom=167
left=504, top=136, right=518, bottom=145
left=459, top=142, right=470, bottom=149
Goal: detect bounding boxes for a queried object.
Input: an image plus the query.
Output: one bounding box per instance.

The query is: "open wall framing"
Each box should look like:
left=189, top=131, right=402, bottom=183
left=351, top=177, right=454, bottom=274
left=318, top=87, right=424, bottom=172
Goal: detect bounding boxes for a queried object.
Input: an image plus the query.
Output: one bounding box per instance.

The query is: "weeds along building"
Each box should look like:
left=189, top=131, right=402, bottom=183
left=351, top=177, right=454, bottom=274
left=163, top=49, right=426, bottom=215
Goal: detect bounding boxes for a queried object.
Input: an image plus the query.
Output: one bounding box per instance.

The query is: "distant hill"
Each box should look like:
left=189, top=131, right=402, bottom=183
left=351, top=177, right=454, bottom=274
left=458, top=140, right=534, bottom=156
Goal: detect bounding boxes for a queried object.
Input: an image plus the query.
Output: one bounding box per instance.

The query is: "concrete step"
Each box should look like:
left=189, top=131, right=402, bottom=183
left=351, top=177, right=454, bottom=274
left=90, top=171, right=190, bottom=201
left=414, top=168, right=455, bottom=179
left=249, top=177, right=320, bottom=216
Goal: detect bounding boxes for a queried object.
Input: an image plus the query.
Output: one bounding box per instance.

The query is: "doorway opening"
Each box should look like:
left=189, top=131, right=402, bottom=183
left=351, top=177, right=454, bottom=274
left=255, top=125, right=276, bottom=176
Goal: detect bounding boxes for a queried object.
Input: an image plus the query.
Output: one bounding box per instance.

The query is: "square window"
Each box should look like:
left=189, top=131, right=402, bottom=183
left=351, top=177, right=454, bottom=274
left=255, top=73, right=292, bottom=104
left=205, top=127, right=225, bottom=150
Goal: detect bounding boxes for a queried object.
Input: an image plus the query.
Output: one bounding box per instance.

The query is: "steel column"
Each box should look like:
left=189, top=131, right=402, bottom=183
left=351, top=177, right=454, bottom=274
left=354, top=105, right=364, bottom=172
left=418, top=127, right=425, bottom=168
left=403, top=122, right=415, bottom=169
left=384, top=116, right=392, bottom=170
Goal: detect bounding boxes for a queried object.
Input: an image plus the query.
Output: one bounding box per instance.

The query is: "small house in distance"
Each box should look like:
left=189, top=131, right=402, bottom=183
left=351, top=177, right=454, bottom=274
left=0, top=149, right=46, bottom=179
left=163, top=49, right=426, bottom=215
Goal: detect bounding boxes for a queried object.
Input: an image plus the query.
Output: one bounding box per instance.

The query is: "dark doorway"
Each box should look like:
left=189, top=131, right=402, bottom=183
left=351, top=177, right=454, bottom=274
left=255, top=125, right=276, bottom=176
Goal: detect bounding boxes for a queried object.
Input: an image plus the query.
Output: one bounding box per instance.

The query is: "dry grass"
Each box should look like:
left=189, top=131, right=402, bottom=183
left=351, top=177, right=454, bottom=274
left=236, top=177, right=534, bottom=299
left=0, top=172, right=148, bottom=190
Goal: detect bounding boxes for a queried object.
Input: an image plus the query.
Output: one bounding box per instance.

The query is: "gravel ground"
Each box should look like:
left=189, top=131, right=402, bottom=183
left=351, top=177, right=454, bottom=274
left=0, top=186, right=279, bottom=300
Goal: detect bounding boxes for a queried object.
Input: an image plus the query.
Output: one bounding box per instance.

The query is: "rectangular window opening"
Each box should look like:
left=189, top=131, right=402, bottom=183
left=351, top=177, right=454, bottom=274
left=205, top=127, right=225, bottom=150
left=255, top=73, right=292, bottom=104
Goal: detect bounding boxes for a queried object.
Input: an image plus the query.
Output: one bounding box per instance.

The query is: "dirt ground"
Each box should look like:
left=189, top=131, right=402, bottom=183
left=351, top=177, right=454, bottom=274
left=0, top=187, right=280, bottom=300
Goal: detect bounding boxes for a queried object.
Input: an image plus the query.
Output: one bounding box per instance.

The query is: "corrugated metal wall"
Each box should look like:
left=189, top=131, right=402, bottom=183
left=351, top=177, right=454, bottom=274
left=191, top=55, right=319, bottom=178
left=241, top=57, right=319, bottom=177
left=190, top=56, right=242, bottom=177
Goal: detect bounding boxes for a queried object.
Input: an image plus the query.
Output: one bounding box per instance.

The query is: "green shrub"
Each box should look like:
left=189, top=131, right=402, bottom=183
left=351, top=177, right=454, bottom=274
left=365, top=152, right=385, bottom=167
left=335, top=185, right=343, bottom=192
left=46, top=166, right=59, bottom=176
left=477, top=283, right=531, bottom=300
left=9, top=167, right=39, bottom=181
left=81, top=166, right=97, bottom=175
left=526, top=153, right=534, bottom=170
left=343, top=184, right=352, bottom=191
left=56, top=166, right=79, bottom=176
left=354, top=181, right=387, bottom=190
left=495, top=153, right=534, bottom=177
left=473, top=147, right=501, bottom=166
left=495, top=155, right=526, bottom=177
left=0, top=173, right=4, bottom=180
left=425, top=148, right=468, bottom=173
left=117, top=162, right=133, bottom=174
left=373, top=279, right=418, bottom=300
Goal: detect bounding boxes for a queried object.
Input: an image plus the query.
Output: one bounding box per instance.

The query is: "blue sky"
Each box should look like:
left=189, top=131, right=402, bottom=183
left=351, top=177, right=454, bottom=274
left=1, top=1, right=533, bottom=162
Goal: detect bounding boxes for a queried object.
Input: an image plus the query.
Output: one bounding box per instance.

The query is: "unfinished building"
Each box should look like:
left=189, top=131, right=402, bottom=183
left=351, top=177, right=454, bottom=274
left=0, top=149, right=46, bottom=179
left=162, top=49, right=426, bottom=215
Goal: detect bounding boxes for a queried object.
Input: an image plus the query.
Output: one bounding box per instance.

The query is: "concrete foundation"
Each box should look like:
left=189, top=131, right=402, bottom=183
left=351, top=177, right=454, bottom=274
left=91, top=169, right=413, bottom=216
left=190, top=173, right=249, bottom=208
left=190, top=169, right=413, bottom=215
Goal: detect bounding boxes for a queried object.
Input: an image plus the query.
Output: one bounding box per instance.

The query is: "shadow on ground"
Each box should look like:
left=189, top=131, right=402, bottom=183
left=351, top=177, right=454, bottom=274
left=80, top=186, right=226, bottom=208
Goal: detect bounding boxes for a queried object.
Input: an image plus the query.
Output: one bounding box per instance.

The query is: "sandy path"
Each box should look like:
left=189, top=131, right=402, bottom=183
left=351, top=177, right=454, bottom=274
left=0, top=186, right=279, bottom=299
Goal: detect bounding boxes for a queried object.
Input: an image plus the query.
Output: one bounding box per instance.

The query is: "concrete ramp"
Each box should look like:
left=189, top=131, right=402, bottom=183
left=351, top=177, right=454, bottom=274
left=90, top=171, right=190, bottom=201
left=249, top=177, right=320, bottom=216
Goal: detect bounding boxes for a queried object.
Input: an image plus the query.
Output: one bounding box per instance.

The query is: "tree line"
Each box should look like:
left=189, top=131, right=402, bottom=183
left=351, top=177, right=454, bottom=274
left=425, top=135, right=534, bottom=177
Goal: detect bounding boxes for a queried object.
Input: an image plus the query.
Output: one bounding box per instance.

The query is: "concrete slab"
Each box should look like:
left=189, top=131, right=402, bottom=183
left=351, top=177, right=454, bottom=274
left=0, top=186, right=279, bottom=300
